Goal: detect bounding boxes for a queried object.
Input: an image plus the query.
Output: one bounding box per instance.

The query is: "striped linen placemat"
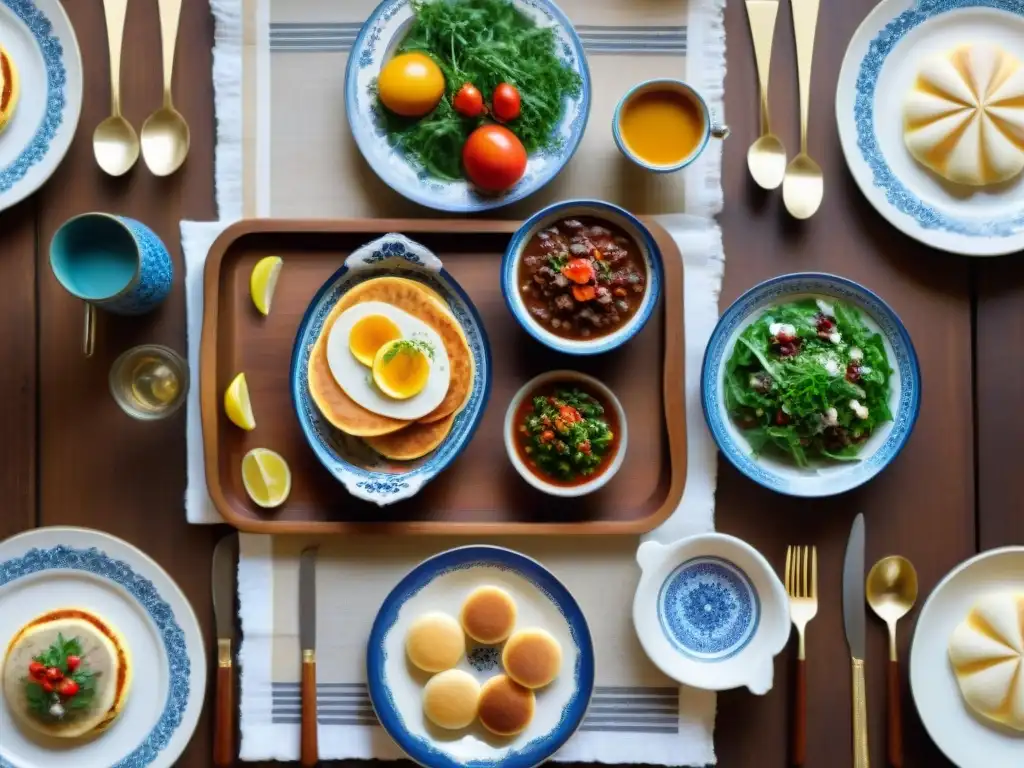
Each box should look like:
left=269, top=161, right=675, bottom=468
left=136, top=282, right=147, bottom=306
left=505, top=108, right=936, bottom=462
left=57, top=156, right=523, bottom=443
left=238, top=532, right=719, bottom=765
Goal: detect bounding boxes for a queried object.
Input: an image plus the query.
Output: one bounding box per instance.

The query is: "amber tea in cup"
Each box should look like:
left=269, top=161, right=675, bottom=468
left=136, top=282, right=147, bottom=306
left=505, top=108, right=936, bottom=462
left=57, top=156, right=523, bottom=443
left=613, top=79, right=728, bottom=173
left=109, top=344, right=188, bottom=420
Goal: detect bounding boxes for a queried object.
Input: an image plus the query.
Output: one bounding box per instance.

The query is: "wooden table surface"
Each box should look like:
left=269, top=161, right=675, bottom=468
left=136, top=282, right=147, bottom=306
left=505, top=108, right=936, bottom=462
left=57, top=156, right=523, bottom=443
left=0, top=0, right=1002, bottom=766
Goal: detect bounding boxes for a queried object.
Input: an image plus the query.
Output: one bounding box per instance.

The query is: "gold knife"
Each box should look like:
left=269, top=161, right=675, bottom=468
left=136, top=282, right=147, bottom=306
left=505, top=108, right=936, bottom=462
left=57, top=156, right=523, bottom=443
left=300, top=547, right=319, bottom=766
left=212, top=533, right=239, bottom=767
left=843, top=514, right=869, bottom=768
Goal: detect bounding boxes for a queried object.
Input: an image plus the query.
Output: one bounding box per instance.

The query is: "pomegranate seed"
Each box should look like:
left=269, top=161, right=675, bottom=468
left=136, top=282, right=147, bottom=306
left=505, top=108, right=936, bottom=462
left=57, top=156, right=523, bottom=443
left=775, top=410, right=790, bottom=426
left=778, top=341, right=800, bottom=357
left=776, top=329, right=797, bottom=344
left=846, top=363, right=862, bottom=383
left=815, top=314, right=834, bottom=331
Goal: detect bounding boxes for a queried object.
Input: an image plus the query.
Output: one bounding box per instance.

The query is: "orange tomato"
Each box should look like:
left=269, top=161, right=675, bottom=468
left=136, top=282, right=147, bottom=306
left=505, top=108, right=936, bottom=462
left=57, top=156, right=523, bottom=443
left=462, top=125, right=527, bottom=191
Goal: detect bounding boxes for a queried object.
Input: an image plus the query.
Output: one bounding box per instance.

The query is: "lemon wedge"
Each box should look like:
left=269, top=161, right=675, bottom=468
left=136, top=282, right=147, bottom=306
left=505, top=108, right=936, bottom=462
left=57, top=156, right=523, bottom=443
left=241, top=448, right=291, bottom=508
left=224, top=372, right=256, bottom=431
left=250, top=255, right=283, bottom=316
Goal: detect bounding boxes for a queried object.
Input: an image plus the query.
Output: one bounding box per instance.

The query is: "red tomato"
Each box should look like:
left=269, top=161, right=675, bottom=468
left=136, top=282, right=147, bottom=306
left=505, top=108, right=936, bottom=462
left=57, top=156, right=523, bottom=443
left=492, top=83, right=521, bottom=121
left=453, top=83, right=485, bottom=117
left=462, top=125, right=527, bottom=191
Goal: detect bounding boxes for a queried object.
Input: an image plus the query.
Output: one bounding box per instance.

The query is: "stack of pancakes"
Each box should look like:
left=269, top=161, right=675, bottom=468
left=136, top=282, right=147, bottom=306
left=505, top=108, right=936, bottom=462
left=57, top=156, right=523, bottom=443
left=2, top=608, right=132, bottom=739
left=0, top=43, right=20, bottom=134
left=309, top=276, right=474, bottom=460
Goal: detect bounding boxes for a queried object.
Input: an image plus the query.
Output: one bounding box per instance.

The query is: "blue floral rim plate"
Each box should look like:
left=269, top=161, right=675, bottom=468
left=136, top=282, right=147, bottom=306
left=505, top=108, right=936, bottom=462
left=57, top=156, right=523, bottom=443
left=290, top=233, right=492, bottom=506
left=343, top=0, right=591, bottom=212
left=701, top=273, right=922, bottom=498
left=367, top=545, right=595, bottom=768
left=836, top=0, right=1024, bottom=255
left=501, top=199, right=663, bottom=356
left=0, top=0, right=82, bottom=213
left=0, top=527, right=205, bottom=768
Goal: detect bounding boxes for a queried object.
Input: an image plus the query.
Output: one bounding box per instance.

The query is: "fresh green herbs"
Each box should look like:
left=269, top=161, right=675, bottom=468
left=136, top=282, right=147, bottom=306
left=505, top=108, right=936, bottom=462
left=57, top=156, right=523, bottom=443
left=382, top=338, right=436, bottom=364
left=724, top=299, right=893, bottom=466
left=519, top=388, right=614, bottom=481
left=23, top=633, right=98, bottom=721
left=376, top=0, right=583, bottom=179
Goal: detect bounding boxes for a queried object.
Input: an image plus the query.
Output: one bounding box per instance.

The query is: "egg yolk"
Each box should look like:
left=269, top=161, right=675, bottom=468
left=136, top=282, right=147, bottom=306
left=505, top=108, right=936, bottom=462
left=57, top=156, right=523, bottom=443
left=349, top=314, right=402, bottom=367
left=372, top=340, right=430, bottom=400
left=377, top=52, right=445, bottom=118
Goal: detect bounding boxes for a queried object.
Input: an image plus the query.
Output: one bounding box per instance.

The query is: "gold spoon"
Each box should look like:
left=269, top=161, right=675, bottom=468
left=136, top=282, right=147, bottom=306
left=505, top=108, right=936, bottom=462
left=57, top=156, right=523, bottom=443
left=94, top=0, right=139, bottom=176
left=866, top=555, right=919, bottom=768
left=782, top=0, right=824, bottom=218
left=141, top=0, right=190, bottom=176
left=745, top=0, right=786, bottom=190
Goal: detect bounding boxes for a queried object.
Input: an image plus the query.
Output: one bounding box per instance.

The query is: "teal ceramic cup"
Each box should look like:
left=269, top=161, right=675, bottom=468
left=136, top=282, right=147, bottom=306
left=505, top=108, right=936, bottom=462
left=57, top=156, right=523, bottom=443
left=50, top=213, right=174, bottom=357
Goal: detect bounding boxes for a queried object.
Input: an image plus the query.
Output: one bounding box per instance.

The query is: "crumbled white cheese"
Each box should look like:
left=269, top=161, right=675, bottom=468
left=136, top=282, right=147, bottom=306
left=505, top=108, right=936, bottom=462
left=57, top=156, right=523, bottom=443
left=49, top=702, right=65, bottom=719
left=748, top=374, right=761, bottom=389
left=769, top=322, right=796, bottom=338
left=849, top=347, right=863, bottom=361
left=849, top=399, right=870, bottom=420
left=822, top=357, right=841, bottom=377
left=828, top=331, right=842, bottom=344
left=823, top=407, right=839, bottom=427
left=860, top=366, right=872, bottom=375
left=816, top=299, right=835, bottom=317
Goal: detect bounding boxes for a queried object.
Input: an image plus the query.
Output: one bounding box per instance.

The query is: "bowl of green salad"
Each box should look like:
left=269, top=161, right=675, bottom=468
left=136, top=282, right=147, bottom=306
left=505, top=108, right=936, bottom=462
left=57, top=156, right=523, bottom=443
left=701, top=273, right=920, bottom=497
left=505, top=371, right=627, bottom=497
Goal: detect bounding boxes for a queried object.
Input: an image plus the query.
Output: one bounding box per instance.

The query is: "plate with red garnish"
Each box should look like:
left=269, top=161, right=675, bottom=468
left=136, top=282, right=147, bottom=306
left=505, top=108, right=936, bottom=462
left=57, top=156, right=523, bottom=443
left=0, top=527, right=205, bottom=768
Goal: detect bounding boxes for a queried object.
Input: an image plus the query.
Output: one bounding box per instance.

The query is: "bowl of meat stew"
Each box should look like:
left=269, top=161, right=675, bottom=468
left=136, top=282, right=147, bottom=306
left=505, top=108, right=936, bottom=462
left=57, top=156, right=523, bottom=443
left=502, top=200, right=663, bottom=355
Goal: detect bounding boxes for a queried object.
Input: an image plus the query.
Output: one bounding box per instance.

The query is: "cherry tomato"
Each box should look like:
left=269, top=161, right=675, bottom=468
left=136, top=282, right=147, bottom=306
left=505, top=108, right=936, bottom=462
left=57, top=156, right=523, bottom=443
left=45, top=667, right=63, bottom=682
left=57, top=679, right=79, bottom=697
left=491, top=83, right=521, bottom=122
left=453, top=83, right=485, bottom=117
left=462, top=125, right=527, bottom=191
left=66, top=655, right=81, bottom=673
left=41, top=680, right=55, bottom=694
left=28, top=662, right=45, bottom=679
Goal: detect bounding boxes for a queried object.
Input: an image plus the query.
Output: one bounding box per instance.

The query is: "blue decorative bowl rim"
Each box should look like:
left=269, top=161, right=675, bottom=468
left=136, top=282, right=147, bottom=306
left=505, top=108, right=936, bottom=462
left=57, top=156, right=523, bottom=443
left=611, top=78, right=713, bottom=173
left=700, top=272, right=922, bottom=497
left=288, top=257, right=492, bottom=498
left=366, top=544, right=596, bottom=768
left=342, top=0, right=592, bottom=213
left=500, top=199, right=664, bottom=356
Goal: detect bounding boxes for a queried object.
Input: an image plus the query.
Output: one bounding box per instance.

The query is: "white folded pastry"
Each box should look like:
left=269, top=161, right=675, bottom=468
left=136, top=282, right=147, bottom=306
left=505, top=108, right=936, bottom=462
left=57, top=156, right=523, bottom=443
left=948, top=592, right=1024, bottom=731
left=903, top=43, right=1024, bottom=186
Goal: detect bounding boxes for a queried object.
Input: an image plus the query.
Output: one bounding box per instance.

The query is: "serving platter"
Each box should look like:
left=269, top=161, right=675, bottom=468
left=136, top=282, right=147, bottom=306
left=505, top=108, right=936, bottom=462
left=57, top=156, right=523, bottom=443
left=200, top=218, right=686, bottom=534
left=836, top=0, right=1024, bottom=256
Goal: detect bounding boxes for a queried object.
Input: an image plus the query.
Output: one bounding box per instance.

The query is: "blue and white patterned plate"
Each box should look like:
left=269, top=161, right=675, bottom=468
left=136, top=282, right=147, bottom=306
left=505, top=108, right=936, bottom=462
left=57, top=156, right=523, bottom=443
left=0, top=527, right=205, bottom=768
left=343, top=0, right=590, bottom=212
left=367, top=545, right=595, bottom=768
left=701, top=273, right=921, bottom=498
left=634, top=535, right=789, bottom=694
left=290, top=233, right=492, bottom=506
left=0, top=0, right=82, bottom=214
left=836, top=0, right=1024, bottom=256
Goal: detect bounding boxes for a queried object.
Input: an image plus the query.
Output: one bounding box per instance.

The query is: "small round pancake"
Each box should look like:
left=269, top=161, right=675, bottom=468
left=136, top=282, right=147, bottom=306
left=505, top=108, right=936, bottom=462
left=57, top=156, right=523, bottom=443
left=422, top=669, right=480, bottom=729
left=502, top=628, right=562, bottom=689
left=477, top=674, right=535, bottom=737
left=405, top=612, right=465, bottom=673
left=338, top=277, right=472, bottom=423
left=364, top=413, right=455, bottom=460
left=0, top=44, right=20, bottom=134
left=460, top=586, right=517, bottom=644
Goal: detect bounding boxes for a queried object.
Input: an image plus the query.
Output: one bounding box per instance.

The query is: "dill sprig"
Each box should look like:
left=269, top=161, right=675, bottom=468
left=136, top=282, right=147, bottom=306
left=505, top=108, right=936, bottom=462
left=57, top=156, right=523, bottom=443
left=376, top=0, right=583, bottom=180
left=382, top=339, right=436, bottom=365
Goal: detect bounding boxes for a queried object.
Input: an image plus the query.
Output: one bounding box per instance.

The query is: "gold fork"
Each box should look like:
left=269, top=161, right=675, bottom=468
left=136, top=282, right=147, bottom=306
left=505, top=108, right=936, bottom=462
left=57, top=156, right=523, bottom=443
left=785, top=545, right=818, bottom=767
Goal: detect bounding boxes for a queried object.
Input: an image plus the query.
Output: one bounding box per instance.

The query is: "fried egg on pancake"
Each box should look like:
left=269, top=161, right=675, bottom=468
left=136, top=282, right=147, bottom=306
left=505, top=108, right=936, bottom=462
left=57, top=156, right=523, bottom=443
left=0, top=44, right=20, bottom=135
left=336, top=278, right=473, bottom=423
left=2, top=609, right=132, bottom=740
left=363, top=413, right=456, bottom=460
left=326, top=302, right=451, bottom=420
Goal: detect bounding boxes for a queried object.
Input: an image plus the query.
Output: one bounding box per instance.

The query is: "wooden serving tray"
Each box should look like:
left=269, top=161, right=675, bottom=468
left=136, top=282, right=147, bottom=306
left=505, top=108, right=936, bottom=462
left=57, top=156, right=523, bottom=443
left=200, top=219, right=686, bottom=534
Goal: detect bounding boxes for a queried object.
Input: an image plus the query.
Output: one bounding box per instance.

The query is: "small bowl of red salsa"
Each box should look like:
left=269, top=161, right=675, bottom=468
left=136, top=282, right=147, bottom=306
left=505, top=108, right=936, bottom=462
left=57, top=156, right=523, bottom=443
left=504, top=371, right=628, bottom=497
left=502, top=200, right=663, bottom=355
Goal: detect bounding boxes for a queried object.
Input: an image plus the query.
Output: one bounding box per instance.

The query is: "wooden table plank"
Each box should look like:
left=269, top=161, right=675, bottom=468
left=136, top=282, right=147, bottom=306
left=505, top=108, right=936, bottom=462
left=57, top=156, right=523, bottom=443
left=0, top=202, right=37, bottom=540
left=712, top=0, right=975, bottom=765
left=33, top=0, right=219, bottom=765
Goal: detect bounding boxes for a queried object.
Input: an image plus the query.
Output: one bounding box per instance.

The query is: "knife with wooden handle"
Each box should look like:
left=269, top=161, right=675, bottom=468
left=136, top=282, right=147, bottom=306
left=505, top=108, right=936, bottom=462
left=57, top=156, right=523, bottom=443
left=300, top=547, right=319, bottom=766
left=212, top=534, right=239, bottom=767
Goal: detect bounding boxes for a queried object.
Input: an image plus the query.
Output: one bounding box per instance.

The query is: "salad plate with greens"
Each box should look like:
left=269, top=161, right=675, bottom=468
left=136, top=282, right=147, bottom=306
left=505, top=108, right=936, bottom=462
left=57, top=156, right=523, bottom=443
left=702, top=273, right=920, bottom=497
